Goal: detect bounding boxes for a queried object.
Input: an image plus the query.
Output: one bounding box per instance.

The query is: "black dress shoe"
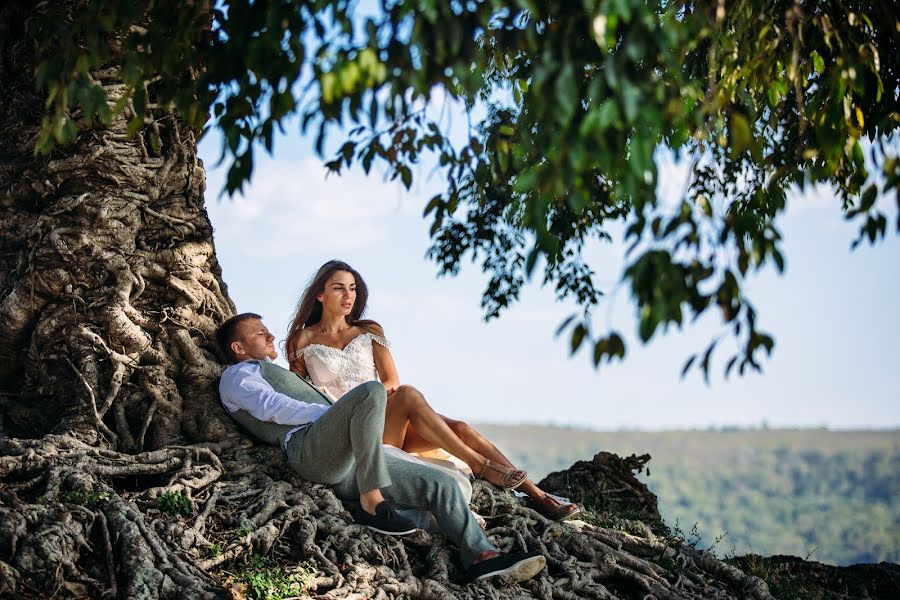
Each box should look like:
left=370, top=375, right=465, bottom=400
left=464, top=550, right=546, bottom=583
left=352, top=501, right=418, bottom=536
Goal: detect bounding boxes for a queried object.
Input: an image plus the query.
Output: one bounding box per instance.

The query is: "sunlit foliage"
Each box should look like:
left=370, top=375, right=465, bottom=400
left=12, top=0, right=898, bottom=376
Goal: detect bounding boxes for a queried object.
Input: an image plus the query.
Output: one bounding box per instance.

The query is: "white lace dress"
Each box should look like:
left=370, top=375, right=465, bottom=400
left=292, top=332, right=477, bottom=524
left=298, top=332, right=390, bottom=400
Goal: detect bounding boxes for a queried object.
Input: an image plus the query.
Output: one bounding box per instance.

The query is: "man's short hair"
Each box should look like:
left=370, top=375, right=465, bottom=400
left=216, top=312, right=263, bottom=363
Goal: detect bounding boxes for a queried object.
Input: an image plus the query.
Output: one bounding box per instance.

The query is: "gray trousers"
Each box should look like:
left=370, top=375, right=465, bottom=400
left=286, top=380, right=392, bottom=494
left=285, top=380, right=495, bottom=568
left=333, top=446, right=496, bottom=568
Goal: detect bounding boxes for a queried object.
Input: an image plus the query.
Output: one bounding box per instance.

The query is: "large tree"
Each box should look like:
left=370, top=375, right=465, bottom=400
left=0, top=1, right=895, bottom=598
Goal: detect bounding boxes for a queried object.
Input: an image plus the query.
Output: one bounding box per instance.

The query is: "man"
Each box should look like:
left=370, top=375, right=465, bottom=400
left=216, top=313, right=546, bottom=583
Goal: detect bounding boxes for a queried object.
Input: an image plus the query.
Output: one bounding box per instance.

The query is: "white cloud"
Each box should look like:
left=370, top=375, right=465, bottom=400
left=786, top=181, right=839, bottom=216
left=207, top=157, right=418, bottom=258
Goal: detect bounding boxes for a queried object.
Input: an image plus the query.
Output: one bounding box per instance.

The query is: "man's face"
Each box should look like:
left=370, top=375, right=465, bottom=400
left=233, top=318, right=277, bottom=361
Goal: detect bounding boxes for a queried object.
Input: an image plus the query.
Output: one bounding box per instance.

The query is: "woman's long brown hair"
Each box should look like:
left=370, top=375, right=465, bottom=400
left=285, top=260, right=378, bottom=366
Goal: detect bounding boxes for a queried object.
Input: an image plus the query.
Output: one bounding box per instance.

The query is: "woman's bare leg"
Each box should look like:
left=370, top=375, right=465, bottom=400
left=396, top=421, right=441, bottom=454
left=446, top=419, right=578, bottom=519
left=443, top=418, right=544, bottom=502
left=383, top=386, right=529, bottom=491
left=382, top=386, right=486, bottom=469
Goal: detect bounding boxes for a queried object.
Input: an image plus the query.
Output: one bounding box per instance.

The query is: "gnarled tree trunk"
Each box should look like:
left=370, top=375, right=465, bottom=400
left=0, top=6, right=233, bottom=450
left=1, top=3, right=237, bottom=596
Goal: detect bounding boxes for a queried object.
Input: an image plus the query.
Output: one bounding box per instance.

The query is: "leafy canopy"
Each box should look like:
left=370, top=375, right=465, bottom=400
left=20, top=0, right=899, bottom=378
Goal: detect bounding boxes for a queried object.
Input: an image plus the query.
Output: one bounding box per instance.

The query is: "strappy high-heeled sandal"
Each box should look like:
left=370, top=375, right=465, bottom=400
left=476, top=459, right=527, bottom=491
left=531, top=494, right=582, bottom=521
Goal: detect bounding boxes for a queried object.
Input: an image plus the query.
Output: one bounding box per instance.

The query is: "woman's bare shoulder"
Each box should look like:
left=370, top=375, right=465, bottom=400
left=356, top=320, right=385, bottom=338
left=356, top=321, right=390, bottom=350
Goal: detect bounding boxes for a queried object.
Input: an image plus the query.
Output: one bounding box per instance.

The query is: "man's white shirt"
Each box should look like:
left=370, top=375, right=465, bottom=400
left=219, top=361, right=329, bottom=426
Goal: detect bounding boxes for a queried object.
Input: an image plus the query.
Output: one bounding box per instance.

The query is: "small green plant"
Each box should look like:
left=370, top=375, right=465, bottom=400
left=664, top=519, right=705, bottom=551
left=236, top=526, right=253, bottom=538
left=60, top=490, right=109, bottom=507
left=581, top=507, right=632, bottom=532
left=576, top=506, right=605, bottom=527
left=206, top=544, right=222, bottom=557
left=724, top=554, right=804, bottom=600
left=157, top=491, right=192, bottom=517
left=231, top=554, right=316, bottom=600
left=647, top=519, right=708, bottom=573
left=577, top=505, right=669, bottom=538
left=739, top=553, right=772, bottom=581
left=707, top=531, right=728, bottom=557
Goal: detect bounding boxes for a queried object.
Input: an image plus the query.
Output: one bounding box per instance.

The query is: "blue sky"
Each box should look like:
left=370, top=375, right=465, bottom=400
left=200, top=123, right=899, bottom=431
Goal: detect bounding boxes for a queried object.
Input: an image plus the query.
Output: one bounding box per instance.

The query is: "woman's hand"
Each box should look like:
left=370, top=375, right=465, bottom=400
left=317, top=385, right=339, bottom=402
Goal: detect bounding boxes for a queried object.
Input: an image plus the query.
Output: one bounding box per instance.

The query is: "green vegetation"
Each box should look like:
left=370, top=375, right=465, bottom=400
left=59, top=490, right=109, bottom=507
left=236, top=526, right=253, bottom=538
left=19, top=1, right=897, bottom=373
left=228, top=554, right=316, bottom=600
left=156, top=491, right=192, bottom=517
left=579, top=505, right=668, bottom=539
left=477, top=425, right=900, bottom=566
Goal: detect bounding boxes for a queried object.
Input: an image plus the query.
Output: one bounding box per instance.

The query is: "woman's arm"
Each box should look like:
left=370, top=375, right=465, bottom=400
left=287, top=329, right=310, bottom=378
left=369, top=325, right=400, bottom=393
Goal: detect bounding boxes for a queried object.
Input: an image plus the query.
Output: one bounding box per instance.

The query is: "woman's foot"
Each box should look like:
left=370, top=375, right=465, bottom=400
left=475, top=459, right=527, bottom=491
left=531, top=494, right=581, bottom=521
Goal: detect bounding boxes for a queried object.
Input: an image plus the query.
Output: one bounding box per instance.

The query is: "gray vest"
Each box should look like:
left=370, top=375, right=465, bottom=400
left=226, top=360, right=333, bottom=448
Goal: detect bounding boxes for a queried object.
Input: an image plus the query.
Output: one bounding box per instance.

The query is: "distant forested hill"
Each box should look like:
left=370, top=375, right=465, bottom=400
left=473, top=425, right=899, bottom=566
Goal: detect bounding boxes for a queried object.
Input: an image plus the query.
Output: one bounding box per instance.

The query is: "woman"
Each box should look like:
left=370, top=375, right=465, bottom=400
left=285, top=260, right=580, bottom=521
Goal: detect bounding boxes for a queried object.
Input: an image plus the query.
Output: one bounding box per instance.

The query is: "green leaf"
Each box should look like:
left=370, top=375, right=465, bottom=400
left=570, top=324, right=587, bottom=354
left=399, top=165, right=412, bottom=190
left=852, top=141, right=866, bottom=171
left=700, top=339, right=718, bottom=384
left=149, top=131, right=162, bottom=155
left=593, top=338, right=608, bottom=365
left=423, top=195, right=443, bottom=217
left=639, top=305, right=657, bottom=342
left=629, top=134, right=653, bottom=179
left=621, top=79, right=639, bottom=123
left=525, top=245, right=541, bottom=277
left=608, top=333, right=625, bottom=359
left=811, top=50, right=824, bottom=74
left=126, top=116, right=143, bottom=138
left=859, top=184, right=878, bottom=212
left=724, top=355, right=738, bottom=378
left=555, top=314, right=577, bottom=337
left=598, top=99, right=620, bottom=130
left=681, top=354, right=697, bottom=378
left=729, top=113, right=752, bottom=156
left=555, top=65, right=577, bottom=124
left=772, top=249, right=785, bottom=273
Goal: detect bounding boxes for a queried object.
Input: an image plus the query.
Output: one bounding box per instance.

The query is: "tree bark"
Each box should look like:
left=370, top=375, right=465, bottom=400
left=0, top=5, right=239, bottom=596
left=0, top=0, right=235, bottom=450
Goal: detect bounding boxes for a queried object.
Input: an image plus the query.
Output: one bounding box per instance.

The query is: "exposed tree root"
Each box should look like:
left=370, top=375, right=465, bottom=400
left=538, top=452, right=661, bottom=523
left=0, top=436, right=777, bottom=600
